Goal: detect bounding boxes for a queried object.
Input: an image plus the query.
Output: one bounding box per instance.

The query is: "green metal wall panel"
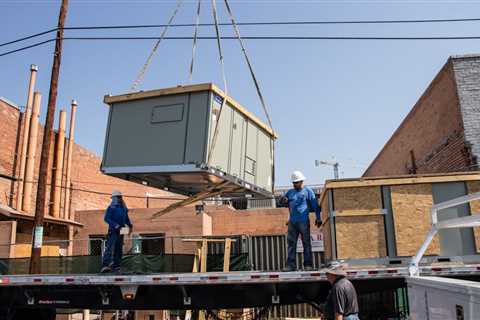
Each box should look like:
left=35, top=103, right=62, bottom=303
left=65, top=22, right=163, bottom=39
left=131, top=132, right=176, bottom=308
left=230, top=111, right=246, bottom=178
left=104, top=93, right=190, bottom=167
left=256, top=130, right=273, bottom=191
left=185, top=92, right=210, bottom=164
left=209, top=97, right=233, bottom=172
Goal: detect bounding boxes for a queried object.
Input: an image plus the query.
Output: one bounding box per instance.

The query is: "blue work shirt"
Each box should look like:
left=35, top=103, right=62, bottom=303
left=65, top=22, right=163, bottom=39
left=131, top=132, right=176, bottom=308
left=104, top=204, right=132, bottom=231
left=285, top=187, right=321, bottom=223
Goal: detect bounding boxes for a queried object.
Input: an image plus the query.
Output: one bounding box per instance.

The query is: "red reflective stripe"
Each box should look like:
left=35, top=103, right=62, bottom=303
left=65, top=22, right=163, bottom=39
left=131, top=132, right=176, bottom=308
left=209, top=276, right=219, bottom=280
left=368, top=271, right=378, bottom=275
left=1, top=277, right=9, bottom=284
left=114, top=278, right=124, bottom=282
left=33, top=278, right=42, bottom=283
left=387, top=270, right=398, bottom=274
left=347, top=272, right=357, bottom=275
left=310, top=273, right=321, bottom=277
left=152, top=277, right=162, bottom=281
left=432, top=268, right=443, bottom=272
left=65, top=278, right=75, bottom=282
left=169, top=277, right=179, bottom=281
left=251, top=275, right=261, bottom=279
left=269, top=274, right=279, bottom=279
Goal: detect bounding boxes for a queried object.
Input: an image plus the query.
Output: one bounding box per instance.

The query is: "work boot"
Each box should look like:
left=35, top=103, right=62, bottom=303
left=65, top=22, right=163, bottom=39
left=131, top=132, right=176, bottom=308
left=100, top=266, right=112, bottom=273
left=282, top=265, right=296, bottom=272
left=304, top=266, right=314, bottom=271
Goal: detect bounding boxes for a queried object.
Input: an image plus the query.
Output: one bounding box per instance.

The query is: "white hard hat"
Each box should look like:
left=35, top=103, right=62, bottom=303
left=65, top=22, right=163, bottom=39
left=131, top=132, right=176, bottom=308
left=291, top=171, right=306, bottom=183
left=111, top=190, right=122, bottom=197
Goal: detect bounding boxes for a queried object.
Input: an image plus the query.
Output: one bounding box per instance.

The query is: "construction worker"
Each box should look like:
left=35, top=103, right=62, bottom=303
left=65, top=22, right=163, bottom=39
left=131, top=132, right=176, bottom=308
left=283, top=171, right=321, bottom=272
left=100, top=190, right=133, bottom=273
left=324, top=265, right=360, bottom=320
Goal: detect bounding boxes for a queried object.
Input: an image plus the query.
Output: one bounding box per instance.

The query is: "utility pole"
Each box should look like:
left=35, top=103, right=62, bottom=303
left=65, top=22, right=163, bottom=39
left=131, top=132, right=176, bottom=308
left=29, top=0, right=69, bottom=274
left=315, top=160, right=340, bottom=179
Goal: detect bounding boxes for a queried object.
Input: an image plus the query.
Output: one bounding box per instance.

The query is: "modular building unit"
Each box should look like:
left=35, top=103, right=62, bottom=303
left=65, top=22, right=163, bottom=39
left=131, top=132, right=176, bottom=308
left=319, top=172, right=480, bottom=262
left=102, top=83, right=277, bottom=197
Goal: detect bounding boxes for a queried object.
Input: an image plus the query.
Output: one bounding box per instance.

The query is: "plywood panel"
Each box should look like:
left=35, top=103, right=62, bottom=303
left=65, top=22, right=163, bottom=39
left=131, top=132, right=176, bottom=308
left=390, top=184, right=440, bottom=256
left=0, top=221, right=15, bottom=258
left=322, top=220, right=333, bottom=261
left=467, top=181, right=480, bottom=253
left=333, top=187, right=382, bottom=216
left=335, top=215, right=387, bottom=259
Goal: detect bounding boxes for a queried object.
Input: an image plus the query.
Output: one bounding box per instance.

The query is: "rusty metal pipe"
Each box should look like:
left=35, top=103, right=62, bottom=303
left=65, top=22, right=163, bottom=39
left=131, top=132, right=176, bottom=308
left=16, top=64, right=38, bottom=210
left=51, top=110, right=66, bottom=218
left=22, top=92, right=42, bottom=213
left=64, top=100, right=77, bottom=220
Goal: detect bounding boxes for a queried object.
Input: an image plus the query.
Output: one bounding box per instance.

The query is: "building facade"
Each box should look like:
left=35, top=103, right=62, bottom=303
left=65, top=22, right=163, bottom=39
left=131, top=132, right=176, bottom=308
left=364, top=54, right=480, bottom=177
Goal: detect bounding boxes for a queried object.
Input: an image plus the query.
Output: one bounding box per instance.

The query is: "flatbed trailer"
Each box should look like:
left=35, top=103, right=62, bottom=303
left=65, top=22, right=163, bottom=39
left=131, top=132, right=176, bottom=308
left=1, top=264, right=480, bottom=319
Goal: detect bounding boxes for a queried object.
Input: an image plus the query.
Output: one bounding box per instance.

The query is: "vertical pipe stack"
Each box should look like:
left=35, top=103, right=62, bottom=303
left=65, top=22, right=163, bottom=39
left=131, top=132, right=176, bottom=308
left=16, top=64, right=38, bottom=211
left=63, top=100, right=77, bottom=220
left=22, top=92, right=42, bottom=213
left=51, top=110, right=67, bottom=218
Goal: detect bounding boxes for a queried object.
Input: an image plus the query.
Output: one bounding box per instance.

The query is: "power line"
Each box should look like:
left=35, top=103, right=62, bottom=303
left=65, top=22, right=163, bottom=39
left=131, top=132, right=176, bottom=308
left=3, top=34, right=480, bottom=57
left=3, top=16, right=480, bottom=47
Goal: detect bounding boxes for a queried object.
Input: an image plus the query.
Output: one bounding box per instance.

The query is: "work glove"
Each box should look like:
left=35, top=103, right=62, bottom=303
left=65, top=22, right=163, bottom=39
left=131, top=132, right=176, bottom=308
left=314, top=219, right=322, bottom=228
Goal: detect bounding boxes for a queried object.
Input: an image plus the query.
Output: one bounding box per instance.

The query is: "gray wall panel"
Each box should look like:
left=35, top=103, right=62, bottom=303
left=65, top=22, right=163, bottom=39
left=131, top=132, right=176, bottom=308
left=185, top=92, right=210, bottom=164
left=105, top=94, right=189, bottom=167
left=432, top=182, right=476, bottom=256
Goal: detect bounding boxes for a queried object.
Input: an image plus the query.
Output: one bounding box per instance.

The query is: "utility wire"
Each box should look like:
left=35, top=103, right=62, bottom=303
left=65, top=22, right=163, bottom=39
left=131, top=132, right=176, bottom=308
left=4, top=34, right=480, bottom=57
left=4, top=17, right=480, bottom=47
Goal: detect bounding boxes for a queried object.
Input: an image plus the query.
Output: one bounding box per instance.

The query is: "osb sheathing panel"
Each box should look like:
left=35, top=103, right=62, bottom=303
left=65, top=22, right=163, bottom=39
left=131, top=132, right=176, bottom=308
left=333, top=187, right=383, bottom=216
left=390, top=184, right=440, bottom=256
left=322, top=220, right=333, bottom=260
left=321, top=192, right=329, bottom=222
left=466, top=181, right=480, bottom=253
left=335, top=215, right=387, bottom=259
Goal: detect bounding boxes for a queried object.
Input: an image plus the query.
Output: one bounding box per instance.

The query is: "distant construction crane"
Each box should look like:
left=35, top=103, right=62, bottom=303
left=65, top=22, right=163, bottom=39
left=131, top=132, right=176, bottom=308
left=315, top=159, right=340, bottom=179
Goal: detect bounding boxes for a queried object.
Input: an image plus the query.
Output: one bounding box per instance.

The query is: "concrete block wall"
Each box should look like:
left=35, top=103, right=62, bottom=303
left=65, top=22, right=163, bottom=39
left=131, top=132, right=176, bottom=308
left=363, top=56, right=474, bottom=177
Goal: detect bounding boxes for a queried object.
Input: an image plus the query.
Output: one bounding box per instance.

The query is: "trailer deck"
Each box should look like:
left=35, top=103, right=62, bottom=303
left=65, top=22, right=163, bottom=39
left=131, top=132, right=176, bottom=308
left=1, top=264, right=479, bottom=312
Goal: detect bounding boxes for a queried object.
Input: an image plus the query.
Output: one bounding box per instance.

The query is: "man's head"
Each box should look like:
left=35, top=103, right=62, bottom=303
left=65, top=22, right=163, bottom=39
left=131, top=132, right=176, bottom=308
left=291, top=171, right=306, bottom=190
left=111, top=190, right=123, bottom=199
left=325, top=266, right=347, bottom=284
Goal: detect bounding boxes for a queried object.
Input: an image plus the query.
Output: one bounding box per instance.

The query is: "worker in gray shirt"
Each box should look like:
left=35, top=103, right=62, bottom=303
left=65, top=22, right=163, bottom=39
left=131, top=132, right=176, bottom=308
left=324, top=266, right=359, bottom=320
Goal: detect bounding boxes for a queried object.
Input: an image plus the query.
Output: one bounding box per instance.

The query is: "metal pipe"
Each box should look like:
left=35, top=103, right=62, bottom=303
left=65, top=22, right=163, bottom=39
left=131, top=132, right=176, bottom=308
left=16, top=64, right=38, bottom=210
left=22, top=92, right=42, bottom=213
left=51, top=110, right=67, bottom=218
left=64, top=100, right=77, bottom=220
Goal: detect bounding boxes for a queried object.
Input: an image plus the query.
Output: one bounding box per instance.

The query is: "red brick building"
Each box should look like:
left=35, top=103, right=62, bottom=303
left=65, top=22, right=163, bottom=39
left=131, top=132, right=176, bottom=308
left=364, top=54, right=480, bottom=177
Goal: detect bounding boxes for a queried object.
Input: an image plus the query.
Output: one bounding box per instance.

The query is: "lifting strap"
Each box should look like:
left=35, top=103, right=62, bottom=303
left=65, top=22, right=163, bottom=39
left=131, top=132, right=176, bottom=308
left=223, top=0, right=276, bottom=189
left=130, top=0, right=183, bottom=92
left=188, top=0, right=202, bottom=83
left=206, top=0, right=229, bottom=165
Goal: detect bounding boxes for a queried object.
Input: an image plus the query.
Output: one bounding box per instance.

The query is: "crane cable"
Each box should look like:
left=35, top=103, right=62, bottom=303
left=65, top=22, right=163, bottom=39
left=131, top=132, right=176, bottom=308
left=223, top=0, right=276, bottom=190
left=188, top=0, right=202, bottom=83
left=130, top=0, right=183, bottom=92
left=207, top=0, right=229, bottom=165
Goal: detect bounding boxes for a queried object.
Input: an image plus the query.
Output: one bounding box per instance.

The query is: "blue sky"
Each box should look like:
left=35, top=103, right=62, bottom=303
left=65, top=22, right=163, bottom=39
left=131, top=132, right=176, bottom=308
left=2, top=0, right=480, bottom=186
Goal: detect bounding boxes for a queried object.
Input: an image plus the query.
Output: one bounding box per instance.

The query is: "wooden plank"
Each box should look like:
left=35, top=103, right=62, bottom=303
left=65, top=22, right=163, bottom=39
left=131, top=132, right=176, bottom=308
left=200, top=239, right=207, bottom=273
left=182, top=238, right=237, bottom=243
left=223, top=238, right=232, bottom=272
left=335, top=209, right=384, bottom=217
left=319, top=173, right=480, bottom=204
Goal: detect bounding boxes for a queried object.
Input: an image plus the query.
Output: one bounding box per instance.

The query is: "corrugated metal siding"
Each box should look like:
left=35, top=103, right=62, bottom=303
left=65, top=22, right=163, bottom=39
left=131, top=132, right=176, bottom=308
left=248, top=235, right=323, bottom=271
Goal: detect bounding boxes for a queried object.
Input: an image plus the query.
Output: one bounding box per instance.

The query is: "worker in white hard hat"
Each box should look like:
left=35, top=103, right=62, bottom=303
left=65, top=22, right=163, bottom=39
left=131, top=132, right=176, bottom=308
left=282, top=171, right=321, bottom=272
left=101, top=190, right=133, bottom=273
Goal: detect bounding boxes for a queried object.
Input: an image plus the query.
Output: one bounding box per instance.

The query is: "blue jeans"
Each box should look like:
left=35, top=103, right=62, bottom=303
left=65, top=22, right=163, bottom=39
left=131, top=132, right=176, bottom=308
left=102, top=230, right=123, bottom=270
left=287, top=220, right=312, bottom=268
left=344, top=314, right=360, bottom=320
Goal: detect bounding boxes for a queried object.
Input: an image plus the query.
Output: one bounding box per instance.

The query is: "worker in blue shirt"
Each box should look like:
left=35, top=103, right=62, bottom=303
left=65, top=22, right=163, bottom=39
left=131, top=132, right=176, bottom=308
left=101, top=190, right=133, bottom=273
left=283, top=171, right=321, bottom=272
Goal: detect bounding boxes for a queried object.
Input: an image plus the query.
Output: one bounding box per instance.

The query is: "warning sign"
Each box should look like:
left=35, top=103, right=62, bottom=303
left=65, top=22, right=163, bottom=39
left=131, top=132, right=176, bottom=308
left=297, top=233, right=324, bottom=252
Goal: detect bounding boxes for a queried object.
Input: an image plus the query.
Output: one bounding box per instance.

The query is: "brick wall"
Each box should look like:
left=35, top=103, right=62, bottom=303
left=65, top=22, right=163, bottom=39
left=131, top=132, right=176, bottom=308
left=0, top=97, right=174, bottom=219
left=363, top=57, right=473, bottom=177
left=453, top=55, right=480, bottom=168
